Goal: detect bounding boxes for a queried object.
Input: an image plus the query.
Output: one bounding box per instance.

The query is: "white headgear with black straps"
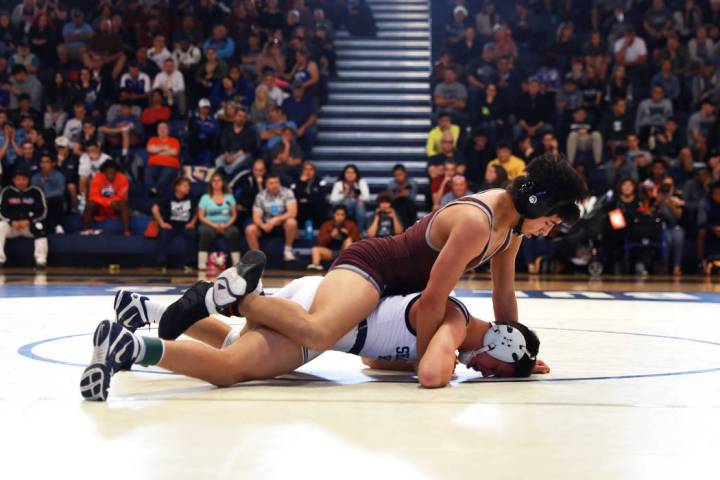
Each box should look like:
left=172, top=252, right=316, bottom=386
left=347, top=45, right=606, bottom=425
left=458, top=322, right=536, bottom=366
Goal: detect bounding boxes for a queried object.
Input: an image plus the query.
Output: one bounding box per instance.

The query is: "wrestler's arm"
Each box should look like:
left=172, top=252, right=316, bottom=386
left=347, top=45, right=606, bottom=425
left=415, top=210, right=488, bottom=359
left=489, top=235, right=522, bottom=323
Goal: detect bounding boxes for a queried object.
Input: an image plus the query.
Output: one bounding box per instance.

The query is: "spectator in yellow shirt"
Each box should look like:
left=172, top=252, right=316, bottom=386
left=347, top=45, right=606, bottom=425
left=486, top=142, right=526, bottom=181
left=425, top=112, right=460, bottom=157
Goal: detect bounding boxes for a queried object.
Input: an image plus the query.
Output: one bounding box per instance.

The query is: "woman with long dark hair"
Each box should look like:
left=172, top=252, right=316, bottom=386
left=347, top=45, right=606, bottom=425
left=329, top=164, right=370, bottom=232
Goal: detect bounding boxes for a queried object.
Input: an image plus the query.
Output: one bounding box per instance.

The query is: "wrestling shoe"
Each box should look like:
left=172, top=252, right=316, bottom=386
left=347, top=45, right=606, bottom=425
left=80, top=320, right=140, bottom=401
left=114, top=290, right=150, bottom=332
left=213, top=249, right=266, bottom=314
left=158, top=280, right=214, bottom=340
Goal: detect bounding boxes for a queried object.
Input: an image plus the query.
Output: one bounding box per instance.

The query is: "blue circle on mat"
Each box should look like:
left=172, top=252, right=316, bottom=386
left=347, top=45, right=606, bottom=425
left=17, top=326, right=720, bottom=383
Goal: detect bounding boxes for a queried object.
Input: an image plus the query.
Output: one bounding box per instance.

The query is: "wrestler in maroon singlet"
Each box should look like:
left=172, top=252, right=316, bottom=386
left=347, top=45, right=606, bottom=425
left=330, top=193, right=513, bottom=296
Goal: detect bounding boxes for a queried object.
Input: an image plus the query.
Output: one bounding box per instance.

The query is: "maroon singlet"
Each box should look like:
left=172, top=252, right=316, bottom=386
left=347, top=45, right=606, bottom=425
left=330, top=194, right=513, bottom=296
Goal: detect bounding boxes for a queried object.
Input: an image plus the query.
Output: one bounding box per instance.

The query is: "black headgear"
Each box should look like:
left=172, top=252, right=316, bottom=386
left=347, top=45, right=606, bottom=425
left=512, top=177, right=553, bottom=220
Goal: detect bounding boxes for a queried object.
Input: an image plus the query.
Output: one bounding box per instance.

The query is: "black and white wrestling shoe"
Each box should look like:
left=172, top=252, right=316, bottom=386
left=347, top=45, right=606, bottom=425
left=80, top=320, right=140, bottom=401
left=114, top=290, right=151, bottom=332
left=157, top=250, right=266, bottom=340
left=213, top=249, right=266, bottom=314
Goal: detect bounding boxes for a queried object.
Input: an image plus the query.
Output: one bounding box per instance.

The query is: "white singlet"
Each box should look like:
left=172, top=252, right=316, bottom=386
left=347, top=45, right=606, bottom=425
left=272, top=276, right=469, bottom=364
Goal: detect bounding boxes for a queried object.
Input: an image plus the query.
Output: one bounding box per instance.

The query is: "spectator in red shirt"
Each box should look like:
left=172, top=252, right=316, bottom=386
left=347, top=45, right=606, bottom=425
left=82, top=160, right=130, bottom=236
left=306, top=205, right=361, bottom=271
left=145, top=122, right=180, bottom=198
left=140, top=89, right=171, bottom=136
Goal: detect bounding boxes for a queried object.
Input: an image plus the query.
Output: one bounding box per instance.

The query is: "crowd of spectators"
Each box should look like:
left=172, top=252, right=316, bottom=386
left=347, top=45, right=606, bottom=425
left=0, top=0, right=378, bottom=271
left=430, top=0, right=720, bottom=275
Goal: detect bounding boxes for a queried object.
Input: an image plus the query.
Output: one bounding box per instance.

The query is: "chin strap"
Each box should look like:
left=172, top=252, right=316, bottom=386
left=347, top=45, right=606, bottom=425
left=458, top=322, right=536, bottom=366
left=512, top=216, right=525, bottom=236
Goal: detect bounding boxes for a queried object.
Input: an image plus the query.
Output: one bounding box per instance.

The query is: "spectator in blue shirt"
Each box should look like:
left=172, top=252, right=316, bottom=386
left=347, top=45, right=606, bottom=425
left=281, top=80, right=318, bottom=154
left=651, top=59, right=681, bottom=102
left=31, top=152, right=65, bottom=233
left=259, top=104, right=297, bottom=150
left=203, top=24, right=235, bottom=61
left=58, top=9, right=93, bottom=65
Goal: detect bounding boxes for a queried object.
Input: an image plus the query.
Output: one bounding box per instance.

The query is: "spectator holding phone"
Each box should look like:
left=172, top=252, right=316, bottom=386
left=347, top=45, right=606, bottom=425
left=306, top=205, right=360, bottom=271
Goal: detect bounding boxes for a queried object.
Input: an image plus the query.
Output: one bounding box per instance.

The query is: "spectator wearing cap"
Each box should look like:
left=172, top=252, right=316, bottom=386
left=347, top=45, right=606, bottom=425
left=282, top=80, right=318, bottom=153
left=82, top=160, right=130, bottom=236
left=145, top=122, right=181, bottom=198
left=153, top=58, right=186, bottom=116
left=246, top=172, right=298, bottom=262
left=635, top=84, right=673, bottom=141
left=83, top=18, right=127, bottom=80
left=433, top=67, right=468, bottom=125
left=57, top=9, right=93, bottom=65
left=514, top=78, right=554, bottom=142
left=440, top=175, right=471, bottom=207
left=31, top=152, right=65, bottom=233
left=8, top=38, right=38, bottom=75
left=54, top=136, right=79, bottom=212
left=0, top=166, right=48, bottom=267
left=188, top=98, right=220, bottom=166
left=425, top=113, right=460, bottom=158
left=566, top=107, right=603, bottom=168
left=203, top=24, right=235, bottom=61
left=8, top=65, right=41, bottom=111
left=445, top=6, right=469, bottom=45
left=216, top=107, right=258, bottom=179
left=687, top=100, right=716, bottom=162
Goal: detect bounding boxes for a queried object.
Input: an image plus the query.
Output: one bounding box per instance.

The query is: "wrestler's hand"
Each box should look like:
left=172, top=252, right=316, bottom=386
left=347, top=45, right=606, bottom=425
left=533, top=359, right=550, bottom=374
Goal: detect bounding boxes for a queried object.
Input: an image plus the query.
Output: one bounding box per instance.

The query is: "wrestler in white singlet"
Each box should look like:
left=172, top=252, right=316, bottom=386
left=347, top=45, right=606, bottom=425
left=267, top=276, right=469, bottom=364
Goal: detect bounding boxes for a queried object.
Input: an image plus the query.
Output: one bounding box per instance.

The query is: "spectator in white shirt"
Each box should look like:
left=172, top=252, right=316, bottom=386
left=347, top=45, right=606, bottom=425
left=148, top=34, right=172, bottom=70
left=172, top=36, right=201, bottom=75
left=78, top=141, right=112, bottom=195
left=153, top=58, right=186, bottom=116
